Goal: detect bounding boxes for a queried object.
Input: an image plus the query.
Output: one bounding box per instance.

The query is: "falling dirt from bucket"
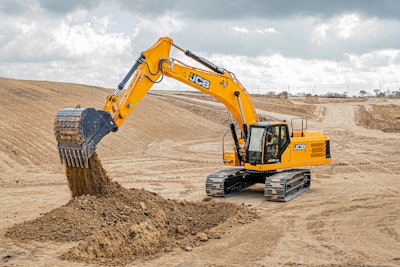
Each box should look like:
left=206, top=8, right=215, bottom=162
left=65, top=152, right=117, bottom=197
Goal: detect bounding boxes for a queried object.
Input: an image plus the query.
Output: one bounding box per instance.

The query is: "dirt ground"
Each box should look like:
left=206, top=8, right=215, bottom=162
left=0, top=77, right=399, bottom=266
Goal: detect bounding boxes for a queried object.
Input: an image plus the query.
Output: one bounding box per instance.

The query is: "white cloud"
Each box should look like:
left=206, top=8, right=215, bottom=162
left=132, top=14, right=185, bottom=39
left=50, top=18, right=130, bottom=58
left=255, top=27, right=277, bottom=34
left=65, top=8, right=88, bottom=23
left=232, top=26, right=250, bottom=34
left=312, top=23, right=330, bottom=45
left=92, top=16, right=113, bottom=35
left=337, top=13, right=360, bottom=39
left=203, top=50, right=400, bottom=95
left=7, top=12, right=129, bottom=61
left=346, top=49, right=400, bottom=69
left=232, top=26, right=277, bottom=35
left=0, top=1, right=400, bottom=96
left=0, top=7, right=133, bottom=87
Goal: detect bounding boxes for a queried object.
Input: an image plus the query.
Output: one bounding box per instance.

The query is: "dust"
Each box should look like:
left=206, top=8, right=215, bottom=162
left=5, top=153, right=258, bottom=265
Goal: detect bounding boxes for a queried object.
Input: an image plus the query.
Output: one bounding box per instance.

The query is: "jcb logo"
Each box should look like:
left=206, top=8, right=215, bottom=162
left=189, top=73, right=210, bottom=89
left=294, top=144, right=306, bottom=151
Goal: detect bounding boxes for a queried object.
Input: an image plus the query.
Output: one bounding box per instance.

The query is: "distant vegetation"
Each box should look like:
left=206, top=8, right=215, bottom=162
left=259, top=89, right=400, bottom=98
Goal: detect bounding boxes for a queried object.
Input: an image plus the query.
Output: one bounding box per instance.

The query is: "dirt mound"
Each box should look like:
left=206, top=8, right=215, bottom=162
left=278, top=91, right=288, bottom=99
left=305, top=94, right=318, bottom=103
left=254, top=97, right=316, bottom=118
left=5, top=153, right=258, bottom=265
left=355, top=104, right=400, bottom=132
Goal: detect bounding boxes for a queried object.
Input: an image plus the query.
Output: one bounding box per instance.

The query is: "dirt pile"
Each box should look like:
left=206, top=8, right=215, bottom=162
left=305, top=94, right=318, bottom=104
left=278, top=91, right=288, bottom=99
left=254, top=97, right=316, bottom=118
left=5, top=153, right=258, bottom=265
left=355, top=104, right=400, bottom=132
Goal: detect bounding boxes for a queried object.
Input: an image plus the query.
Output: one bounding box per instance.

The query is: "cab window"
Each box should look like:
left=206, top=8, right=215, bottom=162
left=246, top=126, right=265, bottom=165
left=265, top=124, right=290, bottom=163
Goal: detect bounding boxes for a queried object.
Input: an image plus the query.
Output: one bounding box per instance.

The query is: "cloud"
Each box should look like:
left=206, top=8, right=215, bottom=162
left=232, top=26, right=250, bottom=34
left=232, top=26, right=277, bottom=35
left=207, top=50, right=400, bottom=94
left=38, top=0, right=103, bottom=14
left=312, top=23, right=330, bottom=45
left=0, top=5, right=133, bottom=88
left=256, top=28, right=277, bottom=34
left=0, top=0, right=400, bottom=96
left=131, top=14, right=185, bottom=41
left=0, top=0, right=34, bottom=15
left=337, top=13, right=360, bottom=39
left=0, top=9, right=131, bottom=61
left=308, top=13, right=400, bottom=59
left=114, top=0, right=400, bottom=20
left=346, top=49, right=400, bottom=69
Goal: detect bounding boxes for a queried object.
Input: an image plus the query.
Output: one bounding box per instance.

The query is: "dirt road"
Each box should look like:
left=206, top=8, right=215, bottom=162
left=0, top=77, right=399, bottom=266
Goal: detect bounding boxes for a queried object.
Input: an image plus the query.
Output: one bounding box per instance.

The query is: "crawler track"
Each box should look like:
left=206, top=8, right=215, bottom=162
left=264, top=169, right=311, bottom=201
left=206, top=168, right=311, bottom=201
left=206, top=168, right=255, bottom=197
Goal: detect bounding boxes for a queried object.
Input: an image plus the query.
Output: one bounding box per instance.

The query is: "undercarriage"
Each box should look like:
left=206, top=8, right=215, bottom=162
left=206, top=168, right=311, bottom=201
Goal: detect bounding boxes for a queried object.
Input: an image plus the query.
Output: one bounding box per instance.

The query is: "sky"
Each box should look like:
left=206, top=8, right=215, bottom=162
left=1, top=0, right=400, bottom=96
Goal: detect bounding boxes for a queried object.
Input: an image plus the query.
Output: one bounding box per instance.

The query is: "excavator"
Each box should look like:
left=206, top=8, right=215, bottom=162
left=54, top=37, right=332, bottom=201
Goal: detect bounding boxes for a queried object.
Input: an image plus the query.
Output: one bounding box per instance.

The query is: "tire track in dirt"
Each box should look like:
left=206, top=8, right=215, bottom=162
left=303, top=198, right=400, bottom=264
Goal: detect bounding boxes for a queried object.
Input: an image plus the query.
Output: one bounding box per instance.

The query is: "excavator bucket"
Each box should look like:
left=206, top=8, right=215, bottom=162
left=54, top=107, right=117, bottom=168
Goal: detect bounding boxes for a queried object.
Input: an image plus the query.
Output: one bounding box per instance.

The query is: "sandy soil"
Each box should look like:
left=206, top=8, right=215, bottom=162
left=0, top=77, right=399, bottom=266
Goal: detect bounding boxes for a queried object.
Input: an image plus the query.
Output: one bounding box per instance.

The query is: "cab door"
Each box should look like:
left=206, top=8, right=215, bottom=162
left=246, top=126, right=265, bottom=165
left=264, top=124, right=290, bottom=163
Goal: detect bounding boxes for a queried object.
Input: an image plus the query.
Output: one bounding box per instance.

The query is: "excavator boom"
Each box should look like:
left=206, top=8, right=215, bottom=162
left=55, top=37, right=258, bottom=167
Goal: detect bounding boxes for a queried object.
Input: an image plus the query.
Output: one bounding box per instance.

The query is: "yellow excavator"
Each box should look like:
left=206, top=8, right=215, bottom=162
left=54, top=37, right=332, bottom=201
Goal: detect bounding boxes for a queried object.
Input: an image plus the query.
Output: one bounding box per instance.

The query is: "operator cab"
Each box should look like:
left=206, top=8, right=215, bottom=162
left=246, top=122, right=290, bottom=165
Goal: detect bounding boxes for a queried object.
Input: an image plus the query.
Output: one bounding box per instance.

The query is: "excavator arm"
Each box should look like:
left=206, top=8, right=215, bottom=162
left=104, top=37, right=258, bottom=133
left=54, top=37, right=258, bottom=168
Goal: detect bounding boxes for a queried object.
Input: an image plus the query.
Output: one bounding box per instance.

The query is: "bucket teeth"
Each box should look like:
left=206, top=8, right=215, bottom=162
left=58, top=147, right=89, bottom=168
left=54, top=107, right=115, bottom=168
